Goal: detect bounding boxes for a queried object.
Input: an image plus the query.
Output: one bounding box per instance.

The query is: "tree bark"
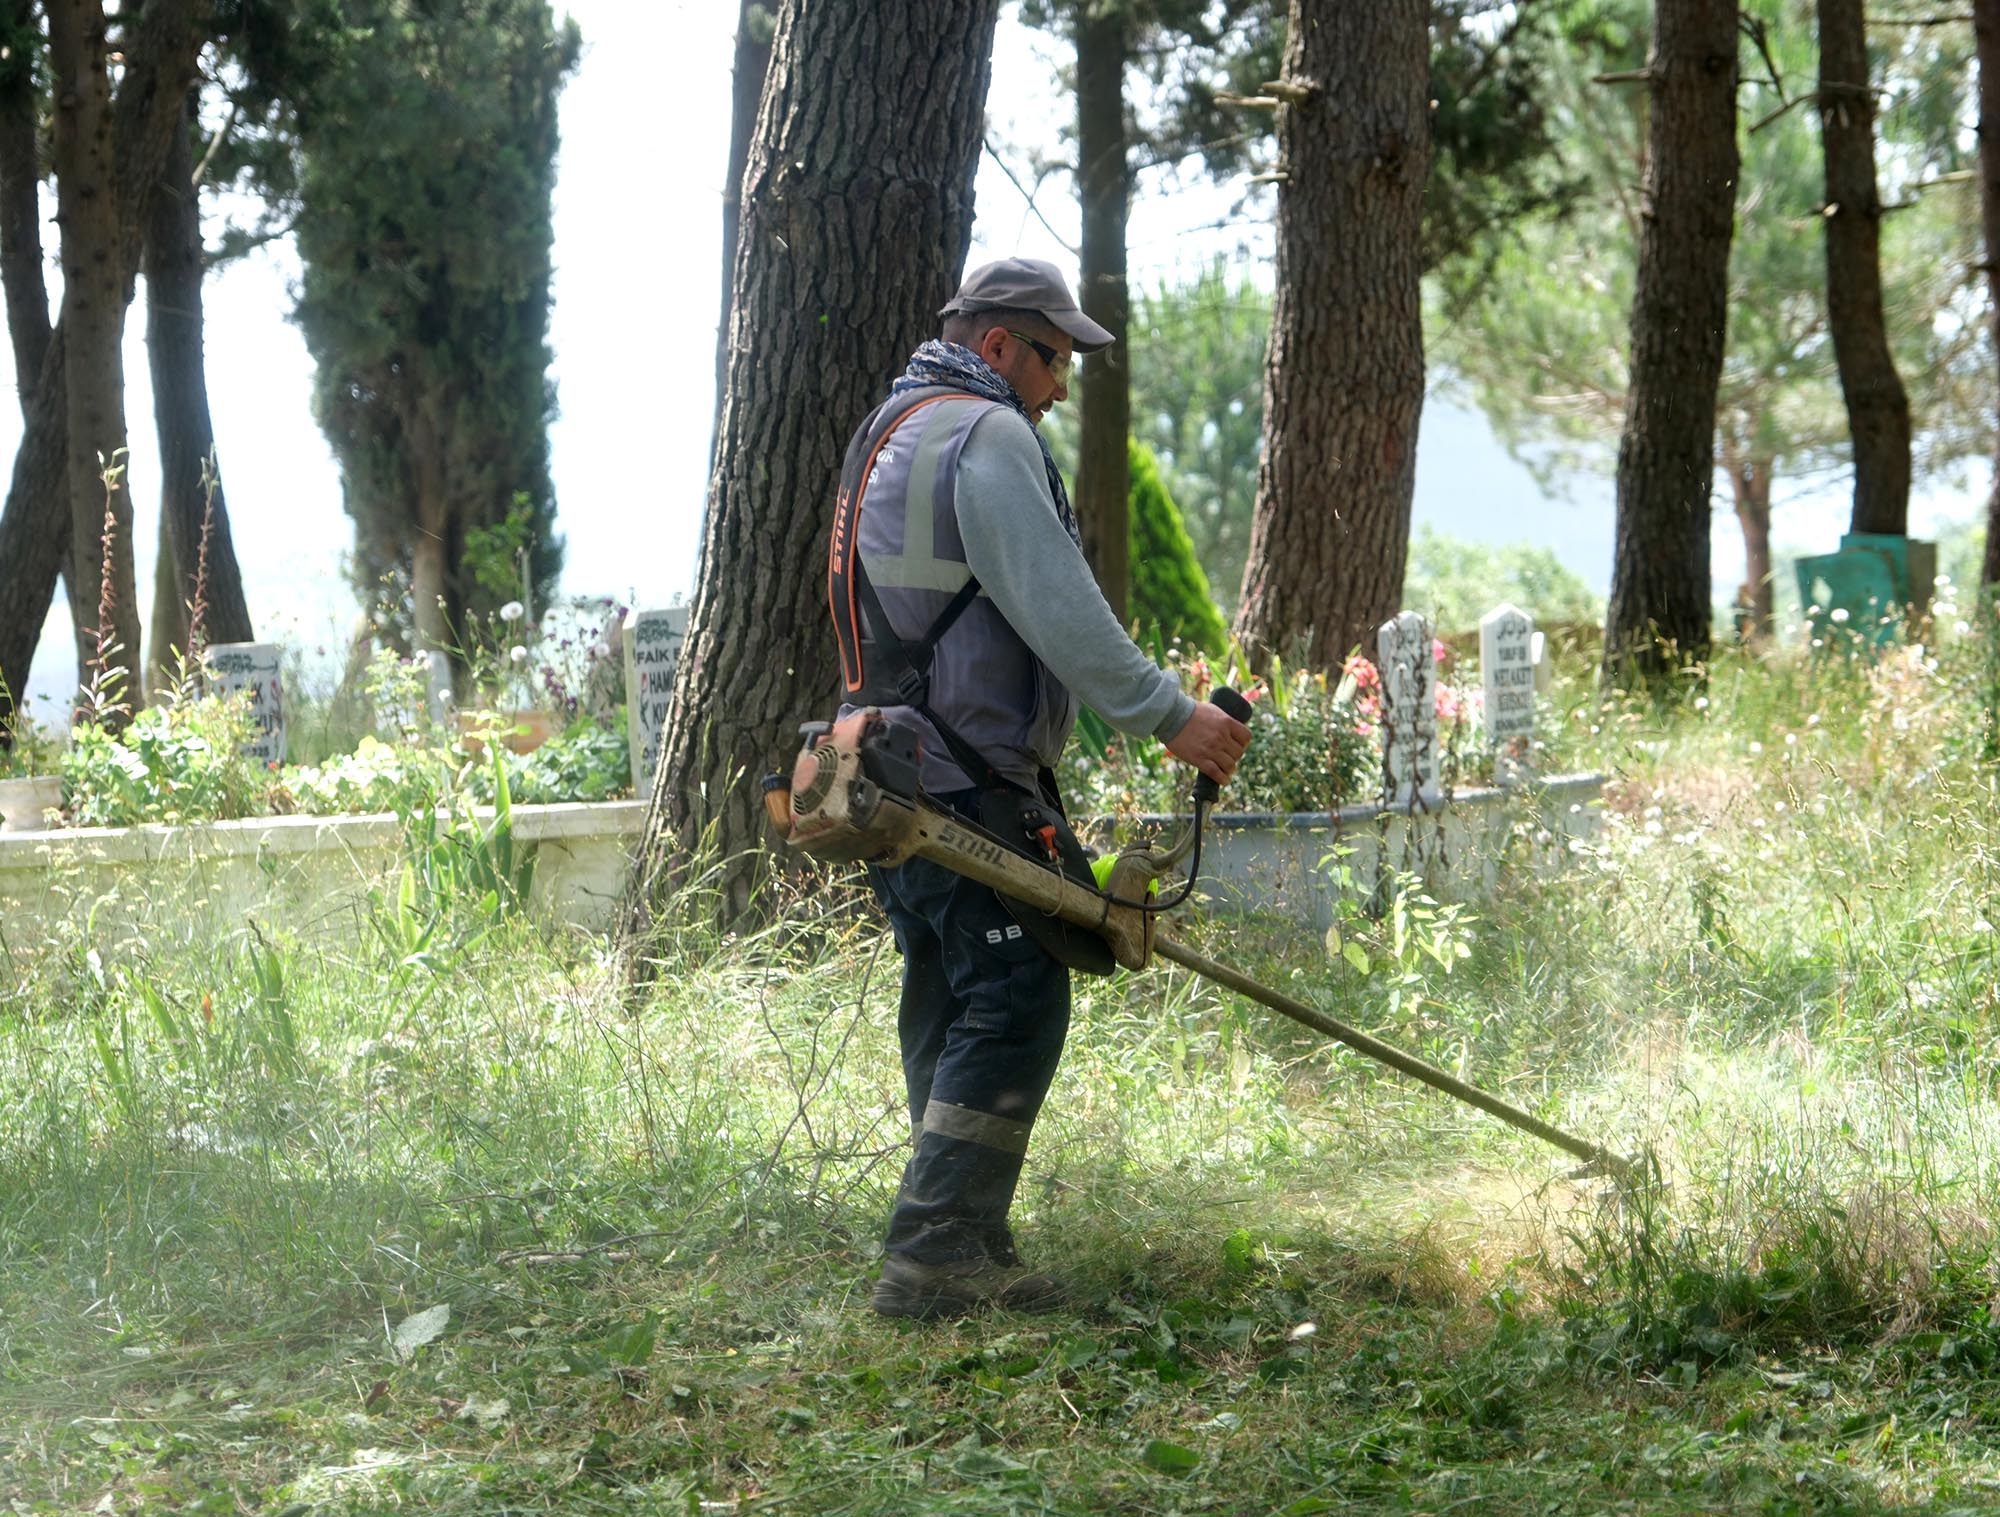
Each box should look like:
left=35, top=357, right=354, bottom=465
left=713, top=0, right=772, bottom=450
left=49, top=0, right=138, bottom=712
left=146, top=88, right=252, bottom=679
left=0, top=0, right=48, bottom=418
left=626, top=0, right=1003, bottom=939
left=0, top=0, right=56, bottom=741
left=1074, top=1, right=1131, bottom=623
left=1725, top=448, right=1773, bottom=643
left=148, top=522, right=187, bottom=684
left=1233, top=0, right=1428, bottom=671
left=1818, top=0, right=1911, bottom=539
left=0, top=0, right=202, bottom=739
left=0, top=350, right=71, bottom=739
left=1602, top=0, right=1737, bottom=686
left=408, top=383, right=454, bottom=655
left=1975, top=0, right=2000, bottom=588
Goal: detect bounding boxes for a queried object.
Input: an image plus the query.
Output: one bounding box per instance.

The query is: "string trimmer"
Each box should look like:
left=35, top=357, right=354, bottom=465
left=763, top=690, right=1631, bottom=1180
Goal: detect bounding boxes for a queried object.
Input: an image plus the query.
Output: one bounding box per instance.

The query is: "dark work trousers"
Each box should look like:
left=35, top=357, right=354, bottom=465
left=866, top=787, right=1072, bottom=1265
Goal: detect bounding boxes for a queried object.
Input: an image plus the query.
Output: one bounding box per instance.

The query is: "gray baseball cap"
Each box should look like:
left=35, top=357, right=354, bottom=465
left=938, top=257, right=1116, bottom=353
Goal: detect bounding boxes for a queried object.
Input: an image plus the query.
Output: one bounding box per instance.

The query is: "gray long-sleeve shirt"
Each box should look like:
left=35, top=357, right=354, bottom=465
left=954, top=408, right=1196, bottom=751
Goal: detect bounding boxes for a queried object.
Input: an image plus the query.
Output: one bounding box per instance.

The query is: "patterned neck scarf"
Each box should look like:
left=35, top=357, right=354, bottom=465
left=891, top=339, right=1081, bottom=548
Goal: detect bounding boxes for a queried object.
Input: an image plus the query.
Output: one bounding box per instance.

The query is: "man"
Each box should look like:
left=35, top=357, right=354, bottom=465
left=829, top=257, right=1249, bottom=1320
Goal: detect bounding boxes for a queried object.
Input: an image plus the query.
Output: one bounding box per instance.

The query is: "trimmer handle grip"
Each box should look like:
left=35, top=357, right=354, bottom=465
left=1192, top=686, right=1254, bottom=806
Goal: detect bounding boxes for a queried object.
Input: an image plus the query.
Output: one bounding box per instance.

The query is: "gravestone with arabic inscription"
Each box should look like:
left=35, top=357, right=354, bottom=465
left=623, top=607, right=690, bottom=797
left=1479, top=602, right=1535, bottom=784
left=1377, top=611, right=1437, bottom=809
left=202, top=642, right=286, bottom=765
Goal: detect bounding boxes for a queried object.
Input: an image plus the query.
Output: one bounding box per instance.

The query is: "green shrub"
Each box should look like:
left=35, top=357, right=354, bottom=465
left=62, top=698, right=271, bottom=827
left=1129, top=440, right=1228, bottom=653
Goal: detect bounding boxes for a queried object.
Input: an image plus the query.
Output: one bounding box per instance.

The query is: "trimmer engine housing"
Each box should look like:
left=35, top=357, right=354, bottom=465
left=774, top=708, right=922, bottom=864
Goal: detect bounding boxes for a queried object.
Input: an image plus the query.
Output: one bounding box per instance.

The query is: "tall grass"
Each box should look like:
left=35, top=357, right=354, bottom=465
left=9, top=631, right=2000, bottom=1512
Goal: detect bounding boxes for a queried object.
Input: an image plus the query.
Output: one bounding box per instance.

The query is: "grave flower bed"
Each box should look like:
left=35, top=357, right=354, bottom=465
left=1060, top=643, right=1511, bottom=822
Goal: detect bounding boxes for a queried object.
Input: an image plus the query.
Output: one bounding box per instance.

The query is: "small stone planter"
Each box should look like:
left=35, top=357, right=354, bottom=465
left=0, top=775, right=60, bottom=833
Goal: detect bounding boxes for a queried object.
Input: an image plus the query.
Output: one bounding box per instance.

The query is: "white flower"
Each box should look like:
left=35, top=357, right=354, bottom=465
left=1784, top=733, right=1797, bottom=746
left=509, top=645, right=528, bottom=665
left=1694, top=696, right=1710, bottom=710
left=500, top=600, right=526, bottom=623
left=1957, top=621, right=1972, bottom=637
left=1829, top=607, right=1850, bottom=624
left=591, top=641, right=612, bottom=660
left=1749, top=741, right=1763, bottom=754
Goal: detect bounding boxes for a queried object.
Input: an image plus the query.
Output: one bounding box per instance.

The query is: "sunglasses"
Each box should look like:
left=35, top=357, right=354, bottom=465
left=1007, top=329, right=1075, bottom=385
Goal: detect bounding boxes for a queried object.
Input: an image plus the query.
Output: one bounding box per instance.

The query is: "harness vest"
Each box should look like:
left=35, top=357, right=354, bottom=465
left=829, top=386, right=1077, bottom=795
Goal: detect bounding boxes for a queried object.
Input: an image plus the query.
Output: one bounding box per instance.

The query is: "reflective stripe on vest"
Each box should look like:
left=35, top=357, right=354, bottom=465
left=828, top=389, right=1075, bottom=793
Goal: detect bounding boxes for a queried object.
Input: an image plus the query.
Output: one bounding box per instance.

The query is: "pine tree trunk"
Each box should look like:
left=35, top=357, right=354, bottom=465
left=0, top=0, right=48, bottom=417
left=626, top=0, right=1002, bottom=941
left=1818, top=0, right=1911, bottom=538
left=49, top=0, right=137, bottom=712
left=714, top=0, right=773, bottom=446
left=1975, top=0, right=2000, bottom=588
left=1074, top=2, right=1131, bottom=623
left=0, top=0, right=200, bottom=740
left=148, top=524, right=188, bottom=685
left=1602, top=0, right=1738, bottom=686
left=1726, top=451, right=1773, bottom=643
left=0, top=352, right=69, bottom=741
left=147, top=89, right=252, bottom=675
left=0, top=0, right=57, bottom=743
left=1233, top=0, right=1428, bottom=672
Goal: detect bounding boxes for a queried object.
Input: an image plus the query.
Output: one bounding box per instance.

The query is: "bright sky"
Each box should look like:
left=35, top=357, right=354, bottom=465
left=14, top=1, right=1988, bottom=718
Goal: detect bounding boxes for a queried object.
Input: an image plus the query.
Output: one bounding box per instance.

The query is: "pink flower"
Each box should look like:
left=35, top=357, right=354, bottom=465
left=1343, top=654, right=1380, bottom=689
left=1432, top=638, right=1450, bottom=669
left=1244, top=684, right=1266, bottom=703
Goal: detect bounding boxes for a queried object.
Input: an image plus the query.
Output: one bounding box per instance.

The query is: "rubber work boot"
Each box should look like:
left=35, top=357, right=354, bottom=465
left=871, top=1253, right=1067, bottom=1320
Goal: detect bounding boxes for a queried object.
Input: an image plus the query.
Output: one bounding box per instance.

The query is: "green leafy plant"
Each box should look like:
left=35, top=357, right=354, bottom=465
left=62, top=695, right=269, bottom=827
left=280, top=734, right=449, bottom=816
left=464, top=712, right=631, bottom=805
left=1321, top=858, right=1477, bottom=1055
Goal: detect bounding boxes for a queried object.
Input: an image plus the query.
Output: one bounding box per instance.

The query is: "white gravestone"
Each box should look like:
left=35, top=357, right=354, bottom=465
left=202, top=641, right=286, bottom=766
left=1479, top=602, right=1536, bottom=784
left=623, top=607, right=690, bottom=796
left=1377, top=611, right=1438, bottom=808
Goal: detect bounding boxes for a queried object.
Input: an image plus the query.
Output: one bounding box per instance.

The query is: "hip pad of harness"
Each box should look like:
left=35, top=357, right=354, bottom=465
left=976, top=785, right=1116, bottom=977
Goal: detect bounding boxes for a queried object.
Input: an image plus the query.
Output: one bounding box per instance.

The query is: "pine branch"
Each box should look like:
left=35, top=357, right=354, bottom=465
left=980, top=133, right=1078, bottom=256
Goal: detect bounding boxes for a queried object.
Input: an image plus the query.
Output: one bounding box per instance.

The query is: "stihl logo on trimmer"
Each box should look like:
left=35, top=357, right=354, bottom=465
left=937, top=822, right=1006, bottom=869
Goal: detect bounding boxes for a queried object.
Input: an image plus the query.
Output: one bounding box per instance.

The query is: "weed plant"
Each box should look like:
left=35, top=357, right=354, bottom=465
left=11, top=633, right=2000, bottom=1512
